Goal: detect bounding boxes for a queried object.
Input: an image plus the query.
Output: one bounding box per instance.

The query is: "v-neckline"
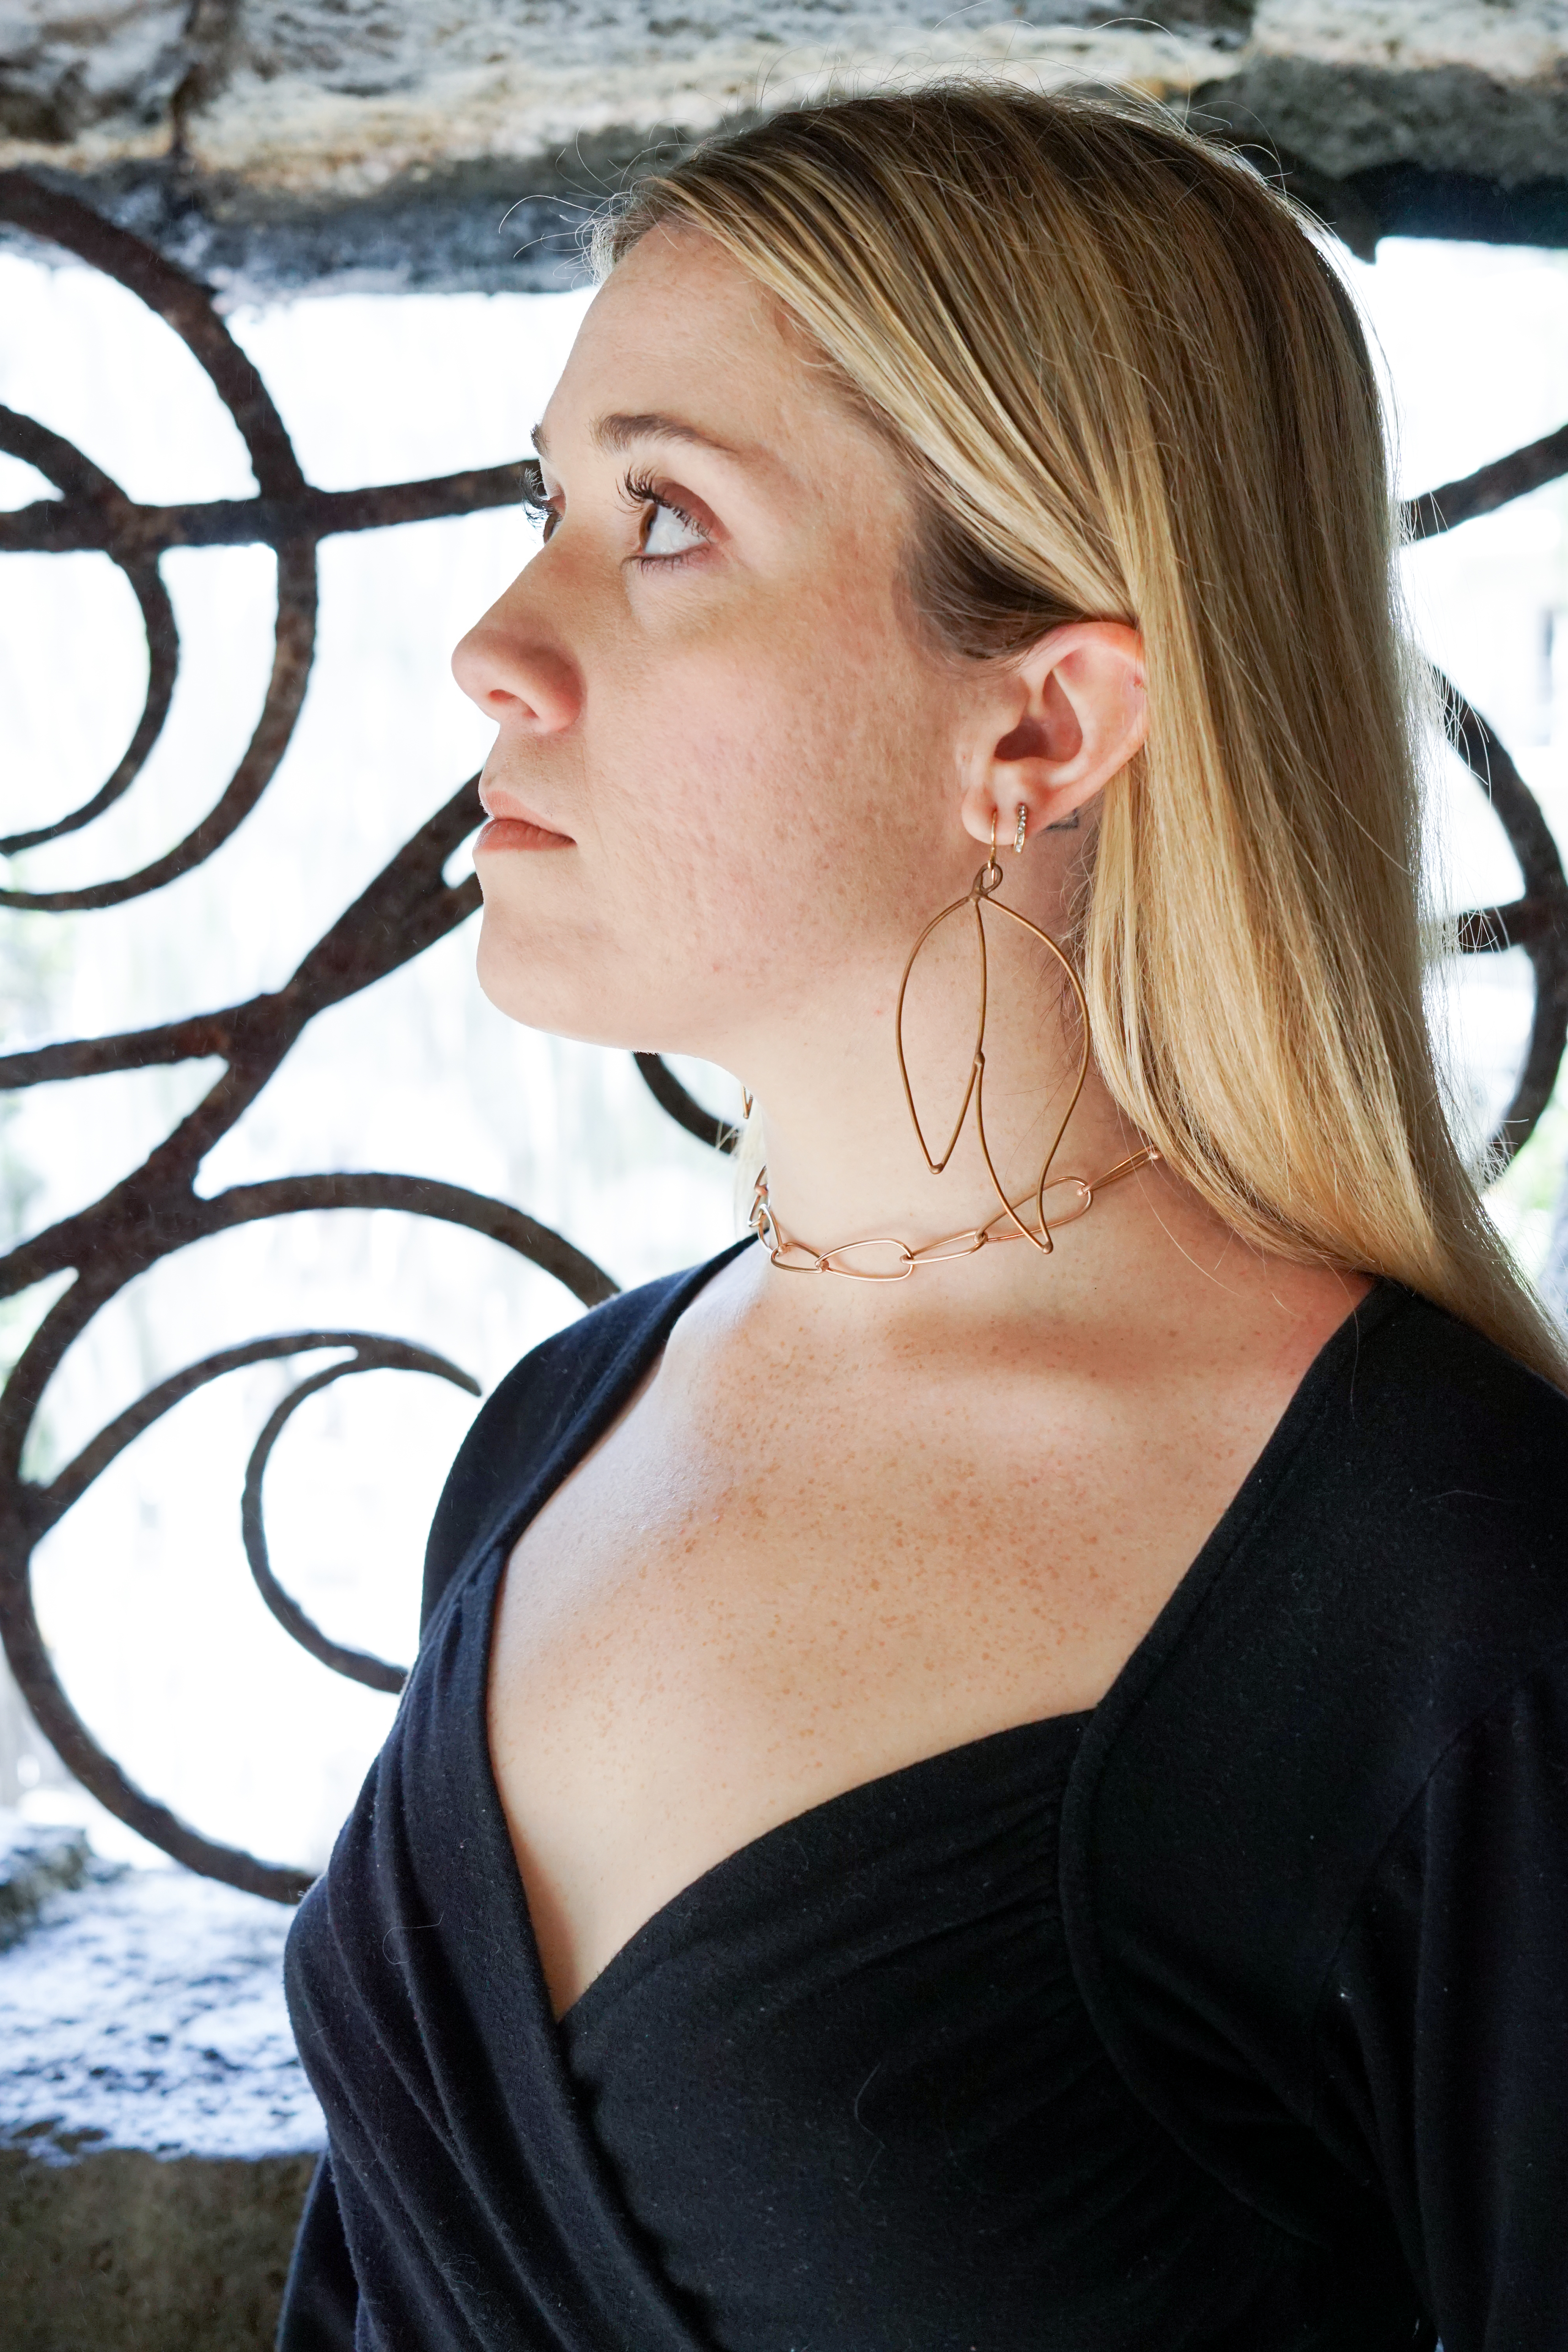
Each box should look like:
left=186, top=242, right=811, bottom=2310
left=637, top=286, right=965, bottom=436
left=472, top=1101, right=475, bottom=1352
left=555, top=1705, right=1093, bottom=2036
left=467, top=1248, right=1407, bottom=2034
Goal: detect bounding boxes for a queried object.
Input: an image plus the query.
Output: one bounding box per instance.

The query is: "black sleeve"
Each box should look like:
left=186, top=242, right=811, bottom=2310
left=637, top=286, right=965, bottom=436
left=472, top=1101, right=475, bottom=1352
left=418, top=1323, right=594, bottom=1634
left=275, top=2147, right=359, bottom=2352
left=1313, top=1649, right=1568, bottom=2352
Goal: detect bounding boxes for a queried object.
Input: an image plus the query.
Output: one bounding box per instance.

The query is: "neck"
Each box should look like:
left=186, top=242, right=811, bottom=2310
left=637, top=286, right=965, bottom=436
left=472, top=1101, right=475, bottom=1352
left=725, top=859, right=1145, bottom=1275
left=746, top=1060, right=1140, bottom=1259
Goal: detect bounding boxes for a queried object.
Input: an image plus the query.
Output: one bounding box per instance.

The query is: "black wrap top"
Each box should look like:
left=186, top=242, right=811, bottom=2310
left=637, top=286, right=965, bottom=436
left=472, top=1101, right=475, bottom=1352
left=280, top=1248, right=1568, bottom=2352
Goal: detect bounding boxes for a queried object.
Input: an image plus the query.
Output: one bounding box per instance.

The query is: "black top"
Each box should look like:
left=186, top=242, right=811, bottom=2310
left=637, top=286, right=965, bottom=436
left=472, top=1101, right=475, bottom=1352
left=280, top=1247, right=1568, bottom=2352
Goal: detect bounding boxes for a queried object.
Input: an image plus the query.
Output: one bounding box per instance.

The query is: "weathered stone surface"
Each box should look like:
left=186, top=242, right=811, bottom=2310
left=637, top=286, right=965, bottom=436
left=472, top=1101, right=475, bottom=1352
left=0, top=1812, right=88, bottom=1950
left=0, top=1, right=193, bottom=146
left=0, top=2146, right=317, bottom=2352
left=1197, top=4, right=1568, bottom=196
left=0, top=1829, right=320, bottom=2349
left=4, top=3, right=1568, bottom=297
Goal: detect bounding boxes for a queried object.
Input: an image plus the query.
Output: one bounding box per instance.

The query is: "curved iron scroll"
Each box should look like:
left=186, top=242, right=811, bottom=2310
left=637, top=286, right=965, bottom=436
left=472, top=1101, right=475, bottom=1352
left=0, top=174, right=315, bottom=910
left=1443, top=684, right=1568, bottom=1152
left=0, top=403, right=179, bottom=854
left=239, top=1335, right=478, bottom=1698
left=0, top=169, right=1565, bottom=1898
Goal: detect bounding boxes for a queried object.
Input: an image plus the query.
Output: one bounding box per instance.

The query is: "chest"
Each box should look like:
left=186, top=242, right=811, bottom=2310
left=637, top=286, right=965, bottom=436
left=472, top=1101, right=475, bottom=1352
left=485, top=1337, right=1279, bottom=2013
left=495, top=1350, right=1234, bottom=1739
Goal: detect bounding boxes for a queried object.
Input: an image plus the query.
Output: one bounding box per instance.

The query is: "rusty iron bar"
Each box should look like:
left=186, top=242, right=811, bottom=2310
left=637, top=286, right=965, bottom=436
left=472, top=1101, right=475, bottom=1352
left=0, top=404, right=181, bottom=855
left=239, top=1338, right=480, bottom=1695
left=2, top=165, right=1568, bottom=1897
left=0, top=172, right=307, bottom=485
left=1403, top=421, right=1568, bottom=543
left=0, top=459, right=531, bottom=559
left=1443, top=683, right=1568, bottom=1153
left=633, top=1053, right=740, bottom=1154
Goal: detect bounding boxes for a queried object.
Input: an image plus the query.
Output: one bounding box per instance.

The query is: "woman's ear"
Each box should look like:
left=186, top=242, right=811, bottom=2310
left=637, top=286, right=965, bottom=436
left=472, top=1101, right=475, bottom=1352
left=959, top=621, right=1146, bottom=848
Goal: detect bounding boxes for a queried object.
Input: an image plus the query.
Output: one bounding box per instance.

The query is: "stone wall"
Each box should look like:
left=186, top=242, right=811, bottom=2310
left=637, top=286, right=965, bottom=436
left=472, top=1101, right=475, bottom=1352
left=0, top=1817, right=320, bottom=2350
left=3, top=2, right=1568, bottom=298
left=3, top=2150, right=316, bottom=2352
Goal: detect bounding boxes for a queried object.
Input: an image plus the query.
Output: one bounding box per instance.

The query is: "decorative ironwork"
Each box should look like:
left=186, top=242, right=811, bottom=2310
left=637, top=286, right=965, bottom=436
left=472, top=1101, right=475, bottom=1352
left=0, top=170, right=1564, bottom=1901
left=1442, top=685, right=1568, bottom=1148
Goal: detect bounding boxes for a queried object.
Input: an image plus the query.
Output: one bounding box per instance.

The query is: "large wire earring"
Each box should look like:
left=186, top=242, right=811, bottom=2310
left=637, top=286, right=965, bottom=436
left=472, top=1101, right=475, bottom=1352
left=894, top=810, right=1090, bottom=1253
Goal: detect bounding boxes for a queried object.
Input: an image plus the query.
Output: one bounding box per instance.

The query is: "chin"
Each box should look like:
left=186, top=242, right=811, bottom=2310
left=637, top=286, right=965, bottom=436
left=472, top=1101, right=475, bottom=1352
left=476, top=961, right=612, bottom=1045
left=474, top=926, right=659, bottom=1052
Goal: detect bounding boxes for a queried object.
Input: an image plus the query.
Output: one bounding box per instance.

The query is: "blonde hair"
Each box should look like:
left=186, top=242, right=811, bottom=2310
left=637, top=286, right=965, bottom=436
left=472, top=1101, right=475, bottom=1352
left=601, top=82, right=1568, bottom=1388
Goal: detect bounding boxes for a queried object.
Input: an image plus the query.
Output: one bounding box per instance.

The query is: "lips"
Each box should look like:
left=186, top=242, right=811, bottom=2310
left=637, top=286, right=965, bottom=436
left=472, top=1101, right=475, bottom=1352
left=475, top=815, right=574, bottom=853
left=475, top=786, right=574, bottom=852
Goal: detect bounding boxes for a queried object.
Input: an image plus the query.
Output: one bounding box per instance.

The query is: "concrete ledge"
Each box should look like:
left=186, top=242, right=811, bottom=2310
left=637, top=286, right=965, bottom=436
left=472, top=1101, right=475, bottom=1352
left=0, top=1820, right=321, bottom=2350
left=7, top=4, right=1568, bottom=300
left=1, top=2147, right=317, bottom=2352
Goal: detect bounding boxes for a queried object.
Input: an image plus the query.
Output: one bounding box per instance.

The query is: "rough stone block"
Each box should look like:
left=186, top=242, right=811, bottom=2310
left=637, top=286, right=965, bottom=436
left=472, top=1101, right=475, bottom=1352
left=0, top=2146, right=318, bottom=2352
left=8, top=3, right=1568, bottom=296
left=0, top=1820, right=321, bottom=2350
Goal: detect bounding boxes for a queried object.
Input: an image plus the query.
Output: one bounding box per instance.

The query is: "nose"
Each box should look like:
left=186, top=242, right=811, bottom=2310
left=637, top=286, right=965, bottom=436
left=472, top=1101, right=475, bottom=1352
left=451, top=589, right=580, bottom=734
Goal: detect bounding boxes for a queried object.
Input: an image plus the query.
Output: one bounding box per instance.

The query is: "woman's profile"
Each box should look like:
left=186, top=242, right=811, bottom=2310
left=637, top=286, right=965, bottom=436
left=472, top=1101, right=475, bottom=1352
left=278, top=84, right=1568, bottom=2352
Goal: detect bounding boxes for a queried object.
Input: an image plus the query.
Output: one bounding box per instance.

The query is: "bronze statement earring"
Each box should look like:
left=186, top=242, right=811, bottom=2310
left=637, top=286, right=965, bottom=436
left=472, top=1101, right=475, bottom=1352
left=894, top=807, right=1086, bottom=1252
left=746, top=807, right=1159, bottom=1278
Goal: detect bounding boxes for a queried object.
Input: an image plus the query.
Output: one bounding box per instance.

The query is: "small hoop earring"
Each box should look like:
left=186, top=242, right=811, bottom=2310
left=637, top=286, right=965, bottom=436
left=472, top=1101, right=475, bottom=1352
left=742, top=1086, right=755, bottom=1120
left=1013, top=802, right=1028, bottom=855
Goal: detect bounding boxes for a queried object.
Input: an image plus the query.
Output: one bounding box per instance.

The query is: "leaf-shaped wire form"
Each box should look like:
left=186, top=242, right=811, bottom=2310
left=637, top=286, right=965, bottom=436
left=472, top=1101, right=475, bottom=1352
left=894, top=883, right=988, bottom=1174
left=894, top=854, right=1091, bottom=1252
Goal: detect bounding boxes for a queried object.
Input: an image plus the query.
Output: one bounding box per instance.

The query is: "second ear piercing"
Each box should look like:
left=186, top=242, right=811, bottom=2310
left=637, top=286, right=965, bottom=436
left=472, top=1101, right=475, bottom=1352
left=1013, top=802, right=1028, bottom=854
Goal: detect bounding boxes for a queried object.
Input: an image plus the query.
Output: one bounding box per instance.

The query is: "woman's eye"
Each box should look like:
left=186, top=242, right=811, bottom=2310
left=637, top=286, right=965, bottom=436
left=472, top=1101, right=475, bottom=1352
left=641, top=498, right=706, bottom=559
left=519, top=460, right=556, bottom=534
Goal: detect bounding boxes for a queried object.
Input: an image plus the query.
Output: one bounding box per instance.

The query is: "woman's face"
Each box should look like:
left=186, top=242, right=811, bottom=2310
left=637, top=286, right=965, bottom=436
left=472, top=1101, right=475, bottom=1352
left=452, top=226, right=988, bottom=1063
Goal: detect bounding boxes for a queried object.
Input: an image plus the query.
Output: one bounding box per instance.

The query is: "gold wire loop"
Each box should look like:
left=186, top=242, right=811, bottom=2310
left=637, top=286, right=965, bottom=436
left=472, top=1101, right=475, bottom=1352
left=895, top=847, right=1092, bottom=1252
left=908, top=1228, right=987, bottom=1266
left=895, top=899, right=987, bottom=1172
left=819, top=1239, right=916, bottom=1281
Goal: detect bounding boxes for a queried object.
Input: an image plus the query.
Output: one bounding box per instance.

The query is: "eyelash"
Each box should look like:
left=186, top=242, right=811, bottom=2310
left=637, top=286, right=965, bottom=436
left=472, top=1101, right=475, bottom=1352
left=619, top=468, right=707, bottom=566
left=518, top=458, right=551, bottom=525
left=519, top=458, right=566, bottom=543
left=517, top=458, right=707, bottom=566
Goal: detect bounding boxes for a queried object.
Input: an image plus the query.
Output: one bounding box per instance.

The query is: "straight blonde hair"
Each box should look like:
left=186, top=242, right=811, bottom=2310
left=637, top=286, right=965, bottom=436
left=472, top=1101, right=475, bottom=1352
left=601, top=83, right=1568, bottom=1388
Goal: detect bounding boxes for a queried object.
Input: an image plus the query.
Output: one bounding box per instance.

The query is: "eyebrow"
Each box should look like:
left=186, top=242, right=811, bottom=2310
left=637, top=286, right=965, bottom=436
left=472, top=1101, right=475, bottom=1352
left=530, top=411, right=749, bottom=464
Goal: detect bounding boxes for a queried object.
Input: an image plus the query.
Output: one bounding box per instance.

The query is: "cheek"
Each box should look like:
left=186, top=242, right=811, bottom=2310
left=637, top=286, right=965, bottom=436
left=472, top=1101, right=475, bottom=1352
left=595, top=710, right=858, bottom=1023
left=474, top=574, right=957, bottom=1049
left=591, top=584, right=940, bottom=910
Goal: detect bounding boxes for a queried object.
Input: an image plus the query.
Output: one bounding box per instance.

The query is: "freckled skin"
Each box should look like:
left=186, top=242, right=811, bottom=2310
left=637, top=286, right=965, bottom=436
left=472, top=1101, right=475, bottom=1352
left=489, top=1260, right=1363, bottom=2019
left=457, top=228, right=1372, bottom=2020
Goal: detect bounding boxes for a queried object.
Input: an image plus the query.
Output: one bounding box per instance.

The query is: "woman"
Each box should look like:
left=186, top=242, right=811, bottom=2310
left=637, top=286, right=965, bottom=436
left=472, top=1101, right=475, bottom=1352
left=280, top=85, right=1568, bottom=2352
